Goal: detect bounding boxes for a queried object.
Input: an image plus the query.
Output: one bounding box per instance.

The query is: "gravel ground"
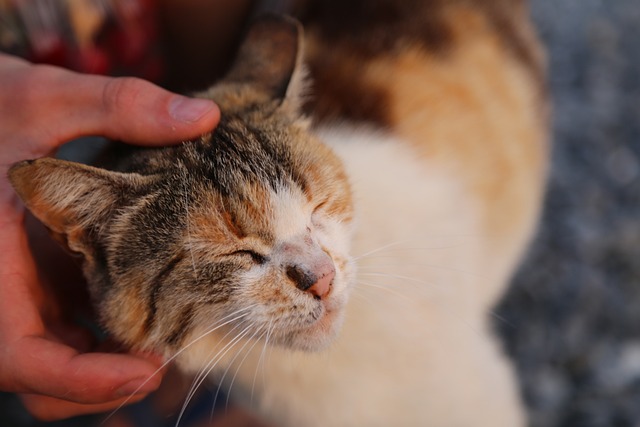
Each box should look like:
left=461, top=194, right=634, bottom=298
left=2, top=0, right=640, bottom=425
left=496, top=0, right=640, bottom=426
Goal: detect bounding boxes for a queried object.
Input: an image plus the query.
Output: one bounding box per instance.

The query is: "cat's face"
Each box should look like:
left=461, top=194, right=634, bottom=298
left=8, top=17, right=355, bottom=362
left=99, top=113, right=355, bottom=360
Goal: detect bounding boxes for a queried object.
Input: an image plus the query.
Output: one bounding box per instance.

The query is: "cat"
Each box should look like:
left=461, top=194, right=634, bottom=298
left=8, top=0, right=548, bottom=425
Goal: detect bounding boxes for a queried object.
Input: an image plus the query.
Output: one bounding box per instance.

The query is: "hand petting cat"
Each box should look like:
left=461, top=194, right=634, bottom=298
left=0, top=52, right=220, bottom=421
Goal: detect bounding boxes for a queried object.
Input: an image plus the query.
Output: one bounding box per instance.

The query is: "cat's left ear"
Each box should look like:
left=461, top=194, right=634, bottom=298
left=8, top=157, right=153, bottom=255
left=225, top=14, right=306, bottom=110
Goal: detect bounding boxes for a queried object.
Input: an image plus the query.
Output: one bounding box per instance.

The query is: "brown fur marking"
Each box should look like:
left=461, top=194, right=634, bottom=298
left=369, top=7, right=547, bottom=246
left=296, top=0, right=546, bottom=128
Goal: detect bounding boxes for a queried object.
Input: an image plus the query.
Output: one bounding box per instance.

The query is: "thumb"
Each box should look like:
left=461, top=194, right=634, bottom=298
left=56, top=73, right=220, bottom=145
left=79, top=76, right=220, bottom=144
left=0, top=59, right=221, bottom=147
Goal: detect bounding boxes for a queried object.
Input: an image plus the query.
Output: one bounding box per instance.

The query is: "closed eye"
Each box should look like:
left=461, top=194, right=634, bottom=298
left=312, top=200, right=328, bottom=227
left=313, top=200, right=328, bottom=214
left=232, top=250, right=268, bottom=265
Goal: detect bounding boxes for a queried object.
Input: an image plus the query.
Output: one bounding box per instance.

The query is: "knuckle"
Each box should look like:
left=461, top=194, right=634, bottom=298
left=102, top=76, right=149, bottom=115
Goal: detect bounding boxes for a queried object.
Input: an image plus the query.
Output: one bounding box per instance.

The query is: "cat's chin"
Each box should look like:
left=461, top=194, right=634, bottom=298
left=175, top=307, right=346, bottom=373
left=278, top=305, right=347, bottom=352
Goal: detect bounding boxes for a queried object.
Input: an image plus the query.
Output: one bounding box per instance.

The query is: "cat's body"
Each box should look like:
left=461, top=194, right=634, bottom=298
left=9, top=1, right=547, bottom=426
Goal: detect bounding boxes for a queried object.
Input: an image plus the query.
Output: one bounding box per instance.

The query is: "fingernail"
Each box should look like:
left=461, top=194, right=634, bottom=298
left=169, top=97, right=216, bottom=123
left=115, top=377, right=159, bottom=398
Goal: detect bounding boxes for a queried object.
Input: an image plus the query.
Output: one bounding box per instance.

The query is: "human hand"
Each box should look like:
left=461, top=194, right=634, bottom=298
left=0, top=53, right=220, bottom=421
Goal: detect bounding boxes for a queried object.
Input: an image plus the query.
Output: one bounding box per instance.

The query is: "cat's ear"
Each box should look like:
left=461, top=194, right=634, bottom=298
left=8, top=158, right=152, bottom=255
left=226, top=14, right=306, bottom=108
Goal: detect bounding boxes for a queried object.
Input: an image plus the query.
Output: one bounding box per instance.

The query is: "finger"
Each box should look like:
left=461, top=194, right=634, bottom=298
left=1, top=62, right=219, bottom=148
left=8, top=336, right=165, bottom=404
left=0, top=213, right=164, bottom=405
left=20, top=392, right=147, bottom=422
left=67, top=74, right=221, bottom=144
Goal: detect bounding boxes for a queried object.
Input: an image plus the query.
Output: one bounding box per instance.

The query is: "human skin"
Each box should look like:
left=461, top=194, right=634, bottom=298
left=0, top=52, right=220, bottom=421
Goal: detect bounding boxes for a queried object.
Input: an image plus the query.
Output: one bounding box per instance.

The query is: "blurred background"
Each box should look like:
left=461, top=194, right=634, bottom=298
left=496, top=0, right=640, bottom=426
left=1, top=0, right=639, bottom=425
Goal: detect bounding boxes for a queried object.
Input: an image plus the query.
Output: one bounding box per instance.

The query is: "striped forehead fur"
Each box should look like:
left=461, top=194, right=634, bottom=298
left=182, top=113, right=310, bottom=199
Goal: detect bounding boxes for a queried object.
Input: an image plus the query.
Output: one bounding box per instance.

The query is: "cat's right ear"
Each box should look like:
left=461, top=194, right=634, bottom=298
left=225, top=14, right=305, bottom=109
left=8, top=158, right=153, bottom=255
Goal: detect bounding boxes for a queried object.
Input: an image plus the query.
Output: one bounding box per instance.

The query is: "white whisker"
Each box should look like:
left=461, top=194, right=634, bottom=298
left=358, top=271, right=442, bottom=288
left=180, top=321, right=247, bottom=426
left=348, top=288, right=378, bottom=308
left=223, top=327, right=268, bottom=414
left=356, top=280, right=413, bottom=301
left=357, top=262, right=485, bottom=279
left=210, top=325, right=262, bottom=414
left=354, top=236, right=475, bottom=262
left=488, top=310, right=516, bottom=328
left=353, top=239, right=417, bottom=261
left=252, top=319, right=274, bottom=409
left=100, top=304, right=257, bottom=426
left=175, top=323, right=255, bottom=427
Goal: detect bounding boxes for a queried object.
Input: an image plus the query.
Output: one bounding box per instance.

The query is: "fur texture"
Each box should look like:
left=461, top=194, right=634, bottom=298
left=9, top=2, right=548, bottom=425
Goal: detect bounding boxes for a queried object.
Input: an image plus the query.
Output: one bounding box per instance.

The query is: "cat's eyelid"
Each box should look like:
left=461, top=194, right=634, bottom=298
left=312, top=200, right=328, bottom=213
left=231, top=249, right=268, bottom=265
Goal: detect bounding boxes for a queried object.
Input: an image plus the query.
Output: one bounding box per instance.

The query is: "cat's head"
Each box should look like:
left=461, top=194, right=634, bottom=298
left=8, top=16, right=355, bottom=366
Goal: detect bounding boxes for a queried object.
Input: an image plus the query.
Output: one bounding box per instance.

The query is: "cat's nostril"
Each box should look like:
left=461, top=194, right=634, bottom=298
left=286, top=264, right=335, bottom=300
left=286, top=265, right=316, bottom=292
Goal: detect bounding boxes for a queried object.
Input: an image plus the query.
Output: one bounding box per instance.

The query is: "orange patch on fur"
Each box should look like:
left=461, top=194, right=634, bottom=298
left=189, top=199, right=237, bottom=246
left=188, top=187, right=275, bottom=251
left=361, top=6, right=548, bottom=253
left=104, top=282, right=152, bottom=346
left=290, top=136, right=354, bottom=223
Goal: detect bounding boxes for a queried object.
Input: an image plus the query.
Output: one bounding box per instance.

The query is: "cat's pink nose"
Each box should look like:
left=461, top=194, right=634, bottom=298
left=286, top=263, right=335, bottom=300
left=309, top=267, right=335, bottom=299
